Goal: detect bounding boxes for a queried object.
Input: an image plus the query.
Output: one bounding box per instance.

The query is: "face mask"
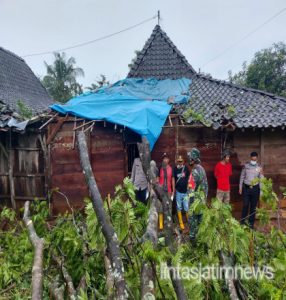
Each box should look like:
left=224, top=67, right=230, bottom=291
left=177, top=164, right=183, bottom=169
left=250, top=160, right=257, bottom=166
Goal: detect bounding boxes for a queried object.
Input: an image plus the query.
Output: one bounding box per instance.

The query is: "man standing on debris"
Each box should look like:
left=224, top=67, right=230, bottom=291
left=131, top=157, right=148, bottom=205
left=172, top=155, right=190, bottom=231
left=239, top=151, right=263, bottom=228
left=214, top=150, right=232, bottom=204
left=188, top=148, right=208, bottom=241
left=157, top=153, right=174, bottom=230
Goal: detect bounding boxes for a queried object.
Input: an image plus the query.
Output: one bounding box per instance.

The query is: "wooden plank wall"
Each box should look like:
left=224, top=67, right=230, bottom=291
left=152, top=125, right=221, bottom=199
left=233, top=128, right=286, bottom=197
left=48, top=117, right=286, bottom=217
left=0, top=131, right=45, bottom=208
left=153, top=126, right=286, bottom=218
left=50, top=121, right=126, bottom=214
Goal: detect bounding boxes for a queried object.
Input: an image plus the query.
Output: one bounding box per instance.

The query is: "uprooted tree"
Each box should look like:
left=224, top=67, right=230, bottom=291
left=0, top=132, right=286, bottom=299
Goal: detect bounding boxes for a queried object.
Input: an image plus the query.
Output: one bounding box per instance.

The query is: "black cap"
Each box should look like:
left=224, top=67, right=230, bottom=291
left=222, top=149, right=231, bottom=158
left=250, top=151, right=258, bottom=157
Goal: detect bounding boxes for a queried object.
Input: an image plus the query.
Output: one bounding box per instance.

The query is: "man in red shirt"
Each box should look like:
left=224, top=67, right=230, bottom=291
left=214, top=150, right=232, bottom=204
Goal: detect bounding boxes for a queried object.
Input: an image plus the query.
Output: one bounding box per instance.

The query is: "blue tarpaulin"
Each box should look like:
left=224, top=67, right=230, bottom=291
left=50, top=77, right=191, bottom=149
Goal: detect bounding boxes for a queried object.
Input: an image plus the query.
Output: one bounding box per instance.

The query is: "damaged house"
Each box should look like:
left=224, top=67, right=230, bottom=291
left=46, top=25, right=286, bottom=217
left=1, top=26, right=286, bottom=219
left=0, top=47, right=53, bottom=209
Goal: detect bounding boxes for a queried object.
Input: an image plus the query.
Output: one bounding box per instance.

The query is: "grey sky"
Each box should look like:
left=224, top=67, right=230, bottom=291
left=1, top=0, right=285, bottom=87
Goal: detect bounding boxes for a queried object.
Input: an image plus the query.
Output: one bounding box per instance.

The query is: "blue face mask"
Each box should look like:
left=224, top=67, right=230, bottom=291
left=250, top=160, right=257, bottom=166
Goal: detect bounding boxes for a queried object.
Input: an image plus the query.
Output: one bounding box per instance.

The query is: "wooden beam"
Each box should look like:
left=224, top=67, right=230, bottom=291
left=0, top=195, right=46, bottom=201
left=260, top=130, right=265, bottom=168
left=8, top=131, right=16, bottom=209
left=39, top=113, right=58, bottom=130
left=73, top=120, right=94, bottom=131
left=46, top=115, right=68, bottom=145
left=0, top=173, right=45, bottom=177
left=0, top=141, right=8, bottom=159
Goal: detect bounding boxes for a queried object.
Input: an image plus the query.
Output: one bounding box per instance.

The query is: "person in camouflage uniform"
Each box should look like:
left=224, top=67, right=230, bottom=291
left=187, top=148, right=208, bottom=241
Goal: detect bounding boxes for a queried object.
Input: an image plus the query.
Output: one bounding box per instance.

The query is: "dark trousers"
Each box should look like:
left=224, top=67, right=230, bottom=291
left=241, top=184, right=260, bottom=228
left=135, top=188, right=147, bottom=205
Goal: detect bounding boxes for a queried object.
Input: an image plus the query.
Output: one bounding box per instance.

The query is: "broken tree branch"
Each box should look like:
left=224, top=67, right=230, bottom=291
left=137, top=141, right=159, bottom=299
left=49, top=277, right=65, bottom=300
left=77, top=131, right=128, bottom=300
left=23, top=201, right=45, bottom=300
left=52, top=255, right=76, bottom=300
left=138, top=137, right=187, bottom=300
left=220, top=251, right=239, bottom=300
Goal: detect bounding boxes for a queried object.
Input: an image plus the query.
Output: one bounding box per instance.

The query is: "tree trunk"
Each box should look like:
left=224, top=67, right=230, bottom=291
left=104, top=252, right=115, bottom=299
left=137, top=140, right=159, bottom=299
left=77, top=131, right=128, bottom=300
left=49, top=278, right=64, bottom=300
left=138, top=137, right=187, bottom=300
left=52, top=255, right=76, bottom=300
left=220, top=251, right=239, bottom=300
left=23, top=201, right=44, bottom=300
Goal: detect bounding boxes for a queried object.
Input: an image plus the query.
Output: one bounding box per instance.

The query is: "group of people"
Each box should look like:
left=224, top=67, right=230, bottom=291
left=131, top=148, right=263, bottom=239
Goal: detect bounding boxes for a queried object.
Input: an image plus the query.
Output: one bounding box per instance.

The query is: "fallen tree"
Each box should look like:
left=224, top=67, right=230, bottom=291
left=138, top=137, right=187, bottom=300
left=1, top=140, right=286, bottom=299
left=23, top=201, right=45, bottom=300
left=77, top=131, right=128, bottom=299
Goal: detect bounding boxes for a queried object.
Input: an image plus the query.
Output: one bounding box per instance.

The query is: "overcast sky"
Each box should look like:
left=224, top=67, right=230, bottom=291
left=1, top=0, right=285, bottom=87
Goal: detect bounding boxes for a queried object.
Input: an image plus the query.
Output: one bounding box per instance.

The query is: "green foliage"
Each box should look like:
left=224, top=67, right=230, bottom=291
left=16, top=100, right=33, bottom=120
left=228, top=42, right=286, bottom=97
left=42, top=52, right=84, bottom=103
left=182, top=108, right=211, bottom=127
left=86, top=74, right=109, bottom=92
left=226, top=104, right=236, bottom=117
left=128, top=50, right=141, bottom=70
left=1, top=177, right=286, bottom=299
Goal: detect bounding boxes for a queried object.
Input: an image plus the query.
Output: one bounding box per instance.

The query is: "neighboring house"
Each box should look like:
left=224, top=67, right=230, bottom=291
left=0, top=47, right=52, bottom=114
left=0, top=47, right=53, bottom=209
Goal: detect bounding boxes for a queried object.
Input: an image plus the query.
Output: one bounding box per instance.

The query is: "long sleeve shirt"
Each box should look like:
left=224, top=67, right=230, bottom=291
left=239, top=162, right=264, bottom=190
left=192, top=164, right=208, bottom=198
left=131, top=158, right=148, bottom=190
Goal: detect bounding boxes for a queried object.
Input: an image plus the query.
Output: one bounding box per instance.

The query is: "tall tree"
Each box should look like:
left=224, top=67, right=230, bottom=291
left=128, top=50, right=140, bottom=70
left=42, top=52, right=84, bottom=103
left=228, top=42, right=286, bottom=97
left=86, top=74, right=109, bottom=92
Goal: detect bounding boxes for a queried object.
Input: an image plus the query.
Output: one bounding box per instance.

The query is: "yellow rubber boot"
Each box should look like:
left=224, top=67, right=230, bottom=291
left=177, top=211, right=185, bottom=230
left=159, top=213, right=164, bottom=230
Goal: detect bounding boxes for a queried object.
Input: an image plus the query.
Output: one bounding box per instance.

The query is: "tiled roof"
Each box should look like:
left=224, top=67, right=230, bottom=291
left=0, top=47, right=53, bottom=114
left=128, top=25, right=196, bottom=79
left=186, top=75, right=286, bottom=129
left=127, top=25, right=286, bottom=129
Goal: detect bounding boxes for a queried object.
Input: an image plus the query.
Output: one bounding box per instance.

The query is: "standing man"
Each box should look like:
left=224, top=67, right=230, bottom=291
left=188, top=148, right=208, bottom=241
left=214, top=150, right=232, bottom=204
left=157, top=153, right=174, bottom=230
left=173, top=155, right=190, bottom=230
left=239, top=151, right=263, bottom=228
left=131, top=157, right=148, bottom=205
